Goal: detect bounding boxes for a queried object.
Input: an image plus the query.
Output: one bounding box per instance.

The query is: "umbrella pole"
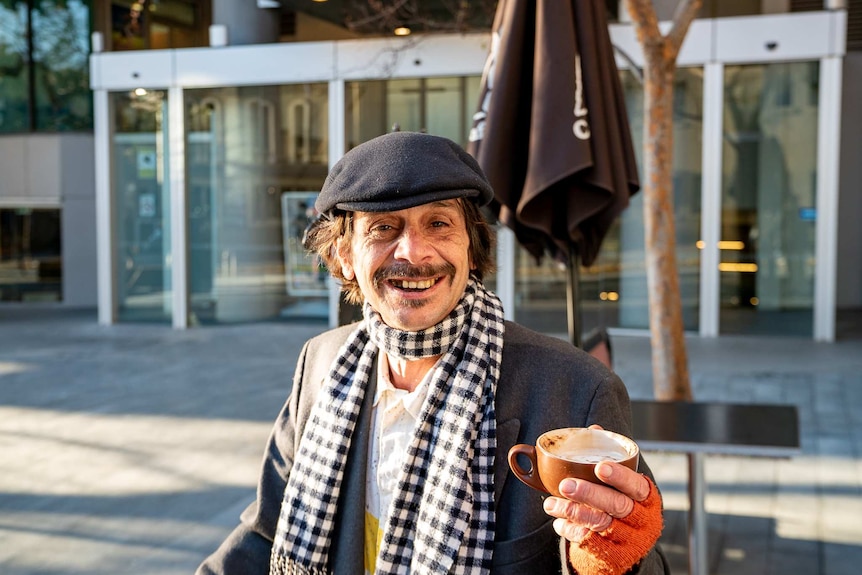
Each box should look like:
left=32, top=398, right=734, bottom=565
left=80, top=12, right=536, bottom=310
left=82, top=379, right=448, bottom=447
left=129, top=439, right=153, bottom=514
left=567, top=242, right=583, bottom=349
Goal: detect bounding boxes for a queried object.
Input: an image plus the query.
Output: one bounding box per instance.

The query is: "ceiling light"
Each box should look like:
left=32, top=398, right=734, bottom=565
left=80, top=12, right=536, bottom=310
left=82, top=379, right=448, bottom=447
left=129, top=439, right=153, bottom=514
left=394, top=27, right=411, bottom=36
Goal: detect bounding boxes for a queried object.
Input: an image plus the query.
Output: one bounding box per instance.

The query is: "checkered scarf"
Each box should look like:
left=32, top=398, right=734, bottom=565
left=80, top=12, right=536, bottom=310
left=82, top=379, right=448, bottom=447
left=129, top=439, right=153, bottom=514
left=270, top=278, right=504, bottom=575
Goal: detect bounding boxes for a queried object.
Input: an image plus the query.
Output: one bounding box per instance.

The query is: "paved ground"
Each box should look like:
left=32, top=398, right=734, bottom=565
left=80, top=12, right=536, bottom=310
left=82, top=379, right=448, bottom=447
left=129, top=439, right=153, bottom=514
left=1, top=307, right=861, bottom=574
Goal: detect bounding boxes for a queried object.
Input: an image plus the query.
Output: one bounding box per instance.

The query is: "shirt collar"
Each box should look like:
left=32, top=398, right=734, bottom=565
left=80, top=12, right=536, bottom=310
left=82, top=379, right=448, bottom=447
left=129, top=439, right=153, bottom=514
left=374, top=352, right=433, bottom=421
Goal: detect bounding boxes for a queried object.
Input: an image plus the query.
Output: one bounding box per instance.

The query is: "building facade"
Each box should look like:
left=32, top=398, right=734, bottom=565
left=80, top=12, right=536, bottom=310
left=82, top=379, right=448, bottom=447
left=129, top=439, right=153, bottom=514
left=0, top=0, right=96, bottom=306
left=2, top=0, right=859, bottom=342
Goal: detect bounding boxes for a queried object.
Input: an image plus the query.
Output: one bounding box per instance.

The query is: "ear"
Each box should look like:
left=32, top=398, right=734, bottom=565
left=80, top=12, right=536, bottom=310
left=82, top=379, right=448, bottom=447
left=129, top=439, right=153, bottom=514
left=335, top=237, right=355, bottom=280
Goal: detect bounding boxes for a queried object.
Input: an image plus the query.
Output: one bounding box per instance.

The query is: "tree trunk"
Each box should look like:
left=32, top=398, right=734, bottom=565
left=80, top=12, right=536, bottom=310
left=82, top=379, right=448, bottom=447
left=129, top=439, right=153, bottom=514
left=642, top=57, right=693, bottom=401
left=625, top=0, right=701, bottom=401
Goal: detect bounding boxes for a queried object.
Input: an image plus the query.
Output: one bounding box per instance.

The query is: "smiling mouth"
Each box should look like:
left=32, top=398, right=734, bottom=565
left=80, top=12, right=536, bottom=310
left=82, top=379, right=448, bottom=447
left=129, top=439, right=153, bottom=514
left=390, top=278, right=439, bottom=291
left=375, top=263, right=455, bottom=292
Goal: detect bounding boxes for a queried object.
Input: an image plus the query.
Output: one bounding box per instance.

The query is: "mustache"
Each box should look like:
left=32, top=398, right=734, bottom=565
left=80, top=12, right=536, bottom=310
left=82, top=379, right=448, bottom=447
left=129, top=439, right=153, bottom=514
left=373, top=262, right=456, bottom=285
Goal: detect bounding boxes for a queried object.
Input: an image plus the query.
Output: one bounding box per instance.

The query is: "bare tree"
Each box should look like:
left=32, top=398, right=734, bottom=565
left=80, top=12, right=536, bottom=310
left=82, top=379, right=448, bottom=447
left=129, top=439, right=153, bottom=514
left=624, top=0, right=701, bottom=401
left=342, top=0, right=496, bottom=35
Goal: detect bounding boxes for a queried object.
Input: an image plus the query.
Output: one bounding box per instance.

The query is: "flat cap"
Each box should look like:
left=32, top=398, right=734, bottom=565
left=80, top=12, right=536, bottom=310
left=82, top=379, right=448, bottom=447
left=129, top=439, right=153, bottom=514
left=316, top=131, right=494, bottom=214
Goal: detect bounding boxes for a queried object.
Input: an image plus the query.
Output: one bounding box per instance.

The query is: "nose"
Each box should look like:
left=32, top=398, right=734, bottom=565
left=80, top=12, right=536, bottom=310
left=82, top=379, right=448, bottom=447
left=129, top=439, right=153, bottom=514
left=392, top=226, right=434, bottom=263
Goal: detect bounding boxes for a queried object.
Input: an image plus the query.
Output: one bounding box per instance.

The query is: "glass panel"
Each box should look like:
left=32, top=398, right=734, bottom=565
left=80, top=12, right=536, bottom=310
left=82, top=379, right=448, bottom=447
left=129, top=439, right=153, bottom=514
left=425, top=77, right=468, bottom=141
left=111, top=0, right=203, bottom=51
left=387, top=78, right=422, bottom=133
left=185, top=83, right=329, bottom=324
left=111, top=1, right=147, bottom=50
left=720, top=62, right=819, bottom=336
left=112, top=89, right=172, bottom=323
left=346, top=76, right=481, bottom=149
left=0, top=0, right=29, bottom=133
left=513, top=67, right=704, bottom=336
left=32, top=0, right=92, bottom=131
left=0, top=208, right=62, bottom=302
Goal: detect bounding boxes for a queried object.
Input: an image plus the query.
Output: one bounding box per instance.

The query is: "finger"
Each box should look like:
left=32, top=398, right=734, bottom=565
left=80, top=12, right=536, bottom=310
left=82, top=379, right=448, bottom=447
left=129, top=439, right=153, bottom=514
left=587, top=423, right=604, bottom=431
left=595, top=462, right=651, bottom=503
left=552, top=518, right=595, bottom=543
left=558, top=477, right=634, bottom=520
left=544, top=496, right=613, bottom=532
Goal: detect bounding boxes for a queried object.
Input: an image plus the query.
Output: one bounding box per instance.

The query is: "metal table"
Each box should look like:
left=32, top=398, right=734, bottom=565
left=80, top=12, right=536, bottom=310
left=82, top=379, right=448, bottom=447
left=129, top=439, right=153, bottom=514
left=630, top=400, right=800, bottom=575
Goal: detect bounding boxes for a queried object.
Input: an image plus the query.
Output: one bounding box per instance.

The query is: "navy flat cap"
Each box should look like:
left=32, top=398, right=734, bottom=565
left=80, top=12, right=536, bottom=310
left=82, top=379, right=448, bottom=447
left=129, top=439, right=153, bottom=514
left=316, top=131, right=494, bottom=214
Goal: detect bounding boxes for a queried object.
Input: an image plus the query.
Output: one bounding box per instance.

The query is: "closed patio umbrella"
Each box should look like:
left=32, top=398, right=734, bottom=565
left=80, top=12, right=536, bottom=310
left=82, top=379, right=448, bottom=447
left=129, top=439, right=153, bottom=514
left=468, top=0, right=639, bottom=350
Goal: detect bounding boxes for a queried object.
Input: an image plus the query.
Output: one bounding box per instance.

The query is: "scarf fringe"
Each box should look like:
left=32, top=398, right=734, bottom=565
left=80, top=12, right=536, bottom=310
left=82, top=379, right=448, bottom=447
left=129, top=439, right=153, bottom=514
left=270, top=556, right=330, bottom=575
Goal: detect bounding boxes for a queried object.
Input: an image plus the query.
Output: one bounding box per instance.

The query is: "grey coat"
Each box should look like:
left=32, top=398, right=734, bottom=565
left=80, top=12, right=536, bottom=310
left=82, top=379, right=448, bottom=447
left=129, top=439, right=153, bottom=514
left=197, top=321, right=670, bottom=575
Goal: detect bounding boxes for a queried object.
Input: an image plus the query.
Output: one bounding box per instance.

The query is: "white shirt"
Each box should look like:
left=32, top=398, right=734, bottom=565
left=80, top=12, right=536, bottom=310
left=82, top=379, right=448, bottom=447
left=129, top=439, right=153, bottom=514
left=364, top=352, right=433, bottom=574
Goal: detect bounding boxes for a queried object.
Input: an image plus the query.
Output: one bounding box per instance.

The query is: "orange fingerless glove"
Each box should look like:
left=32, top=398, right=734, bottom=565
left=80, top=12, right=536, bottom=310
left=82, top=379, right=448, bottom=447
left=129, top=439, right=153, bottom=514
left=567, top=477, right=664, bottom=575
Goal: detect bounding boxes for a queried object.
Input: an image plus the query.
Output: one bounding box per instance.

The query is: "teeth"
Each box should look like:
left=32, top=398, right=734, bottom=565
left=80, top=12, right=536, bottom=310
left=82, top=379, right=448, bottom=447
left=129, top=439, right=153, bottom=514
left=397, top=279, right=435, bottom=289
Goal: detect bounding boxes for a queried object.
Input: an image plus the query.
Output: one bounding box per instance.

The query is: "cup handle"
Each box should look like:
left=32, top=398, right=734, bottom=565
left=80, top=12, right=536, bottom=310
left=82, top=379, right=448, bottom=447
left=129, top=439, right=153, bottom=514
left=507, top=444, right=548, bottom=494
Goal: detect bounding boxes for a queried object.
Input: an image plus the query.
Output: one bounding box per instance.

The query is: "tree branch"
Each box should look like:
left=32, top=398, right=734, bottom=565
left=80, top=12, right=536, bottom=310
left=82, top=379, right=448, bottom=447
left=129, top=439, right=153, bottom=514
left=624, top=0, right=664, bottom=65
left=666, top=0, right=702, bottom=60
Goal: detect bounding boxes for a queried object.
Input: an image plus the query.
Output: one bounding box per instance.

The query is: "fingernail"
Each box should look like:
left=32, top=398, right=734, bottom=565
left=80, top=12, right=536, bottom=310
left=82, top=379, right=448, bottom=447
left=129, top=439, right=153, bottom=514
left=596, top=463, right=613, bottom=480
left=543, top=498, right=556, bottom=513
left=560, top=478, right=577, bottom=495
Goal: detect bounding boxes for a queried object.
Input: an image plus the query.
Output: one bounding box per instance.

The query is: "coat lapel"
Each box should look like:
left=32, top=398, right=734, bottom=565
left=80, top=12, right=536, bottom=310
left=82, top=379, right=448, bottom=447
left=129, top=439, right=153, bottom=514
left=329, top=358, right=377, bottom=573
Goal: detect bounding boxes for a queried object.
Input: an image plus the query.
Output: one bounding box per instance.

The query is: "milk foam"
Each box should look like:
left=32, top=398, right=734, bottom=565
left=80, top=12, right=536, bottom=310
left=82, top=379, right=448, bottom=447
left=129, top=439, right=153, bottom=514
left=557, top=449, right=626, bottom=464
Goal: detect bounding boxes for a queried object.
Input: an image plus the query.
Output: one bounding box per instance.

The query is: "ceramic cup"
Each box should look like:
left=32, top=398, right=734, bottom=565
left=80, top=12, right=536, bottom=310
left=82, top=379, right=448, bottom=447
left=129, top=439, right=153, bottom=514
left=507, top=427, right=640, bottom=497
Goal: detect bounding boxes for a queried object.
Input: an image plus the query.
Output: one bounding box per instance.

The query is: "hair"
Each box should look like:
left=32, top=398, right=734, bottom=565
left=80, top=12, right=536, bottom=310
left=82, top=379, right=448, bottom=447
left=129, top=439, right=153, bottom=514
left=303, top=199, right=496, bottom=305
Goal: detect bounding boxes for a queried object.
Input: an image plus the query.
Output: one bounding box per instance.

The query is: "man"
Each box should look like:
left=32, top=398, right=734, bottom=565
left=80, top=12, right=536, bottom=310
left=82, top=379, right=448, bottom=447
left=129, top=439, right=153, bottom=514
left=197, top=132, right=669, bottom=575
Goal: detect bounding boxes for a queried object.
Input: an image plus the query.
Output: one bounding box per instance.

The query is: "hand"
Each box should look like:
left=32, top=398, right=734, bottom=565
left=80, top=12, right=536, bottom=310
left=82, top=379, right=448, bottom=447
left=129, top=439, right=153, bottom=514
left=542, top=428, right=650, bottom=543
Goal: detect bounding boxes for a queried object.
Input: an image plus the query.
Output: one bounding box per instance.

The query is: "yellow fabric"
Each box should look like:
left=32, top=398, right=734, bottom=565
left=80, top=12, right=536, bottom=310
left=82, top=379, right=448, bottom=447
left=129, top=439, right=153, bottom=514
left=364, top=508, right=384, bottom=574
left=364, top=353, right=434, bottom=574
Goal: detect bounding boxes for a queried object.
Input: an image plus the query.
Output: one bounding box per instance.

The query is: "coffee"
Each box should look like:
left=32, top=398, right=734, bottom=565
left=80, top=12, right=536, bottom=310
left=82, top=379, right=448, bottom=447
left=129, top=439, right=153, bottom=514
left=508, top=427, right=640, bottom=495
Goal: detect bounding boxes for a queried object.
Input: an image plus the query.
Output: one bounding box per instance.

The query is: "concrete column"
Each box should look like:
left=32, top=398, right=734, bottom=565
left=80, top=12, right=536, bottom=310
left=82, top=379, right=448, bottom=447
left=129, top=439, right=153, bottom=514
left=211, top=0, right=280, bottom=46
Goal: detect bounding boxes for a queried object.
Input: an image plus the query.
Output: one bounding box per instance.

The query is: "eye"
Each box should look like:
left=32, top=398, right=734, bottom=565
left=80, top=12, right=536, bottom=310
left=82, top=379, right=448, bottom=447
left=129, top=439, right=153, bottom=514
left=367, top=222, right=397, bottom=239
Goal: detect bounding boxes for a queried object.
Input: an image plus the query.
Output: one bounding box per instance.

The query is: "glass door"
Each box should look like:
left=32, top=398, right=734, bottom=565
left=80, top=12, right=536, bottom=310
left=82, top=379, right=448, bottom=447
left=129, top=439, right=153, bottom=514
left=112, top=89, right=172, bottom=323
left=185, top=83, right=330, bottom=324
left=720, top=62, right=819, bottom=336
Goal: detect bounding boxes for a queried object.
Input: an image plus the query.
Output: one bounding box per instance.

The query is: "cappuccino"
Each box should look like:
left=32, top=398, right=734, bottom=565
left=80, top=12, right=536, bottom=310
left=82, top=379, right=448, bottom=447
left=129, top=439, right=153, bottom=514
left=557, top=449, right=626, bottom=465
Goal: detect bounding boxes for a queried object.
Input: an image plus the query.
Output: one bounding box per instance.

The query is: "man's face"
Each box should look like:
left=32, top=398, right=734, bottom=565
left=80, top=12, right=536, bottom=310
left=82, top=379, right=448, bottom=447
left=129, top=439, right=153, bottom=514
left=337, top=199, right=473, bottom=332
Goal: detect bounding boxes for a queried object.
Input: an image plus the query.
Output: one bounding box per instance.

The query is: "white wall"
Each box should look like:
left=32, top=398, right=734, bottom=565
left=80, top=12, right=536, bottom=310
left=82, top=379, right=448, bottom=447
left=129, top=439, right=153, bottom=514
left=0, top=134, right=97, bottom=307
left=60, top=134, right=97, bottom=307
left=837, top=52, right=862, bottom=308
left=0, top=135, right=61, bottom=205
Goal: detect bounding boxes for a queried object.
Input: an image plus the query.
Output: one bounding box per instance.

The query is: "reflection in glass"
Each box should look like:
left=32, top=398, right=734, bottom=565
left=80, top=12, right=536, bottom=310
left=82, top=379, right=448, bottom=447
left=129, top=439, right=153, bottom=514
left=513, top=68, right=703, bottom=335
left=721, top=62, right=819, bottom=336
left=345, top=76, right=481, bottom=149
left=112, top=89, right=172, bottom=323
left=185, top=83, right=329, bottom=324
left=0, top=0, right=29, bottom=132
left=32, top=0, right=92, bottom=131
left=0, top=208, right=62, bottom=302
left=0, top=0, right=91, bottom=132
left=110, top=0, right=203, bottom=51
